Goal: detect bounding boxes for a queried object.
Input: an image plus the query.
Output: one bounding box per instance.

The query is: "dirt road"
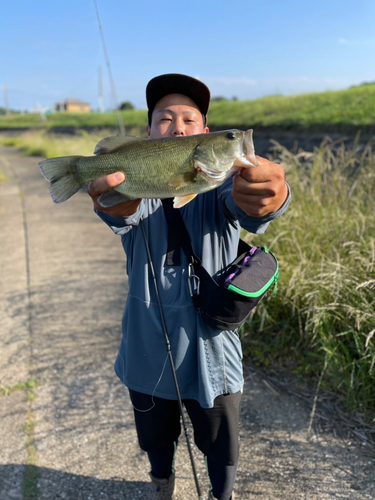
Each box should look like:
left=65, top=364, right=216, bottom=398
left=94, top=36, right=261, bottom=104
left=0, top=145, right=374, bottom=499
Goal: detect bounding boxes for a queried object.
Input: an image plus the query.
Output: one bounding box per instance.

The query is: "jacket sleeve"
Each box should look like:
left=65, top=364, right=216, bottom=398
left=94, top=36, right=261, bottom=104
left=94, top=200, right=144, bottom=235
left=218, top=179, right=291, bottom=234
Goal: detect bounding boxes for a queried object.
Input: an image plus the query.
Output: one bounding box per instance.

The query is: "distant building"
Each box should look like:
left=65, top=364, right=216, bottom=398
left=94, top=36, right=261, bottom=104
left=55, top=98, right=90, bottom=113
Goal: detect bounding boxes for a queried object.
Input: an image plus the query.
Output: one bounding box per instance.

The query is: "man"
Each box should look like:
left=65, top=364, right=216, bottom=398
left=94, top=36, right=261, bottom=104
left=88, top=74, right=290, bottom=500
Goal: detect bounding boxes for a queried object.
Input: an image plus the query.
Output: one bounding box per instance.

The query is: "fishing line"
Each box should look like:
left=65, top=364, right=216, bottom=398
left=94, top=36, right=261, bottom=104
left=93, top=0, right=125, bottom=136
left=117, top=350, right=170, bottom=413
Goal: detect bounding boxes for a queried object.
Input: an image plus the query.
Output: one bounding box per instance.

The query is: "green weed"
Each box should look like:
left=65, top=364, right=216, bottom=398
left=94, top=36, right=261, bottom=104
left=0, top=378, right=37, bottom=396
left=22, top=382, right=40, bottom=500
left=0, top=168, right=6, bottom=182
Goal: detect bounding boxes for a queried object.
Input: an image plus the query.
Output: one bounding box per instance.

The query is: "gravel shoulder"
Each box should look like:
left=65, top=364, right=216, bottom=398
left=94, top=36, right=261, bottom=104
left=0, top=145, right=374, bottom=500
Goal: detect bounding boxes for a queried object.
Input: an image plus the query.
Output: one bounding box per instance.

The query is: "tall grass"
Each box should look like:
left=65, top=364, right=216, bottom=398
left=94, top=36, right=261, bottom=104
left=209, top=83, right=375, bottom=130
left=0, top=109, right=148, bottom=130
left=0, top=129, right=115, bottom=157
left=243, top=135, right=375, bottom=417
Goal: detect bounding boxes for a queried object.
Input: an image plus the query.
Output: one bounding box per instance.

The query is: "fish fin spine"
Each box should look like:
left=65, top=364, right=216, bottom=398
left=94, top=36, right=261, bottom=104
left=94, top=135, right=141, bottom=155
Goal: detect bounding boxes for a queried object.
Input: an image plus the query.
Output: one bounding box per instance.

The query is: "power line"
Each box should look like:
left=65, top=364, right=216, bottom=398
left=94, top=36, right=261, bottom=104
left=93, top=0, right=125, bottom=135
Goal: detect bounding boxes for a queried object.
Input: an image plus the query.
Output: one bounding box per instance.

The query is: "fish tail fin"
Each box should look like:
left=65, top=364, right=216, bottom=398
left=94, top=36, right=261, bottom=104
left=39, top=156, right=83, bottom=203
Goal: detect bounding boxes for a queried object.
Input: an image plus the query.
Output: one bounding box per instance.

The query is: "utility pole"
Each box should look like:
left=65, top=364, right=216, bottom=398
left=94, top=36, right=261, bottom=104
left=98, top=66, right=104, bottom=113
left=3, top=85, right=10, bottom=115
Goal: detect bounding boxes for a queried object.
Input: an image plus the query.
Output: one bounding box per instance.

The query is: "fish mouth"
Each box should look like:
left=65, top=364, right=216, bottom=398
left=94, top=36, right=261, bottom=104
left=234, top=130, right=259, bottom=167
left=243, top=130, right=252, bottom=155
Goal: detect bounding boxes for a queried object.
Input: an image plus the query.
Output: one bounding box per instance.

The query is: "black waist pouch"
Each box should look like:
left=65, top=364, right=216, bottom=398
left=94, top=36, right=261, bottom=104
left=193, top=243, right=278, bottom=330
left=162, top=199, right=279, bottom=331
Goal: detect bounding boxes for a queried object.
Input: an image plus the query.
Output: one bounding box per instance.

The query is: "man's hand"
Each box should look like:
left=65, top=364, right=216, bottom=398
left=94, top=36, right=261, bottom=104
left=87, top=172, right=141, bottom=216
left=232, top=156, right=288, bottom=217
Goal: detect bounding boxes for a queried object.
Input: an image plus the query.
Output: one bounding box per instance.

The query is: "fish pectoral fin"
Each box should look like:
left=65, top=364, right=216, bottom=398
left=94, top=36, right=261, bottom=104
left=173, top=193, right=198, bottom=208
left=97, top=189, right=134, bottom=207
left=94, top=135, right=141, bottom=155
left=168, top=172, right=197, bottom=190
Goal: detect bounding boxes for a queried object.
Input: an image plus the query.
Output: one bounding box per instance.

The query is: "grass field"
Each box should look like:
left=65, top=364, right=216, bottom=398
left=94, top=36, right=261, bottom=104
left=1, top=83, right=375, bottom=133
left=1, top=119, right=374, bottom=421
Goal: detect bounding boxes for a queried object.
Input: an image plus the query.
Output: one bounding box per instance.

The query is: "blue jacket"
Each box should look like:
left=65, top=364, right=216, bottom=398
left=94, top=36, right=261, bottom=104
left=96, top=178, right=290, bottom=408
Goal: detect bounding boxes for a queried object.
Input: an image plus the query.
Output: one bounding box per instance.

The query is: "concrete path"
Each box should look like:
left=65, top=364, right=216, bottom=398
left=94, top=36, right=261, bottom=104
left=1, top=145, right=374, bottom=499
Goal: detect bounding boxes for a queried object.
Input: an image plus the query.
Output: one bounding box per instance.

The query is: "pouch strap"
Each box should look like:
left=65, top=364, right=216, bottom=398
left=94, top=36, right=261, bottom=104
left=161, top=198, right=201, bottom=268
left=162, top=198, right=182, bottom=266
left=238, top=238, right=251, bottom=255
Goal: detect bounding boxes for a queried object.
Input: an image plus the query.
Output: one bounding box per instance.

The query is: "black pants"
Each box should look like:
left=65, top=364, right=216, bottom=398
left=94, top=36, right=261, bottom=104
left=129, top=389, right=242, bottom=499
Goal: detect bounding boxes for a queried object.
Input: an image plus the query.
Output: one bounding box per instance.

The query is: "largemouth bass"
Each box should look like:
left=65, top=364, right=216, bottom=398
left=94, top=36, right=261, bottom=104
left=39, top=129, right=258, bottom=208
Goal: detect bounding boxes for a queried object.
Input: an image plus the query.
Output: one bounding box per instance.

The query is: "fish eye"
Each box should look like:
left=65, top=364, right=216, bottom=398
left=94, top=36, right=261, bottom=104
left=226, top=132, right=235, bottom=140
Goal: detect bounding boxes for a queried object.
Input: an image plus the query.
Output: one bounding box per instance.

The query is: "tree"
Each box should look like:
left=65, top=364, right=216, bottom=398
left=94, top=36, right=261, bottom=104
left=119, top=101, right=135, bottom=110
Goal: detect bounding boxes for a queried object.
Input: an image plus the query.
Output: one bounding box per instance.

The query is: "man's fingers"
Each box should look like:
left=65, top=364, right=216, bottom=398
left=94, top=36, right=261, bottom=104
left=233, top=174, right=273, bottom=196
left=88, top=172, right=125, bottom=198
left=239, top=156, right=283, bottom=183
left=232, top=155, right=288, bottom=216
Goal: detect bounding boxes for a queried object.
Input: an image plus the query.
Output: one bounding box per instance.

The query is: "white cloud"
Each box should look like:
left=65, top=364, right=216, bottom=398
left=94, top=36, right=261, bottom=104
left=338, top=37, right=375, bottom=45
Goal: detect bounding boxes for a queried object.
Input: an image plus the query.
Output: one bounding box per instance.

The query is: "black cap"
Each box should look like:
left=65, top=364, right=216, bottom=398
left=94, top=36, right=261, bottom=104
left=146, top=73, right=210, bottom=123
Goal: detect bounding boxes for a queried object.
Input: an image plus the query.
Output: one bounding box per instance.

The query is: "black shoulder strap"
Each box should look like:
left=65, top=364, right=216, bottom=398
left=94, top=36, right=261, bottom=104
left=161, top=198, right=201, bottom=267
left=162, top=198, right=250, bottom=267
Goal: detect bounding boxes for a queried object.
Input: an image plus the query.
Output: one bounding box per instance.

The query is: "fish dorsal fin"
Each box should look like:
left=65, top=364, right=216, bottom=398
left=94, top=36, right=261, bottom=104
left=94, top=135, right=141, bottom=155
left=173, top=193, right=197, bottom=208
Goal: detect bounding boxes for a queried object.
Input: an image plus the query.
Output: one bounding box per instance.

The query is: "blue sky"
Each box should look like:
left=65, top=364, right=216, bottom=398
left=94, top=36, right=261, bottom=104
left=1, top=0, right=375, bottom=111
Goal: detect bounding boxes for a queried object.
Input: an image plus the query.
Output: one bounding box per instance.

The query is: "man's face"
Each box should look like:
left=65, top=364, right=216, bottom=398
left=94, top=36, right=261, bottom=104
left=148, top=93, right=209, bottom=139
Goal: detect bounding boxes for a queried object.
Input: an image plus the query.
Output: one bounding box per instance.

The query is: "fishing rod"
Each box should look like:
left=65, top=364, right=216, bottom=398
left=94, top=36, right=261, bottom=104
left=140, top=218, right=203, bottom=500
left=93, top=0, right=125, bottom=136
left=92, top=3, right=202, bottom=495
